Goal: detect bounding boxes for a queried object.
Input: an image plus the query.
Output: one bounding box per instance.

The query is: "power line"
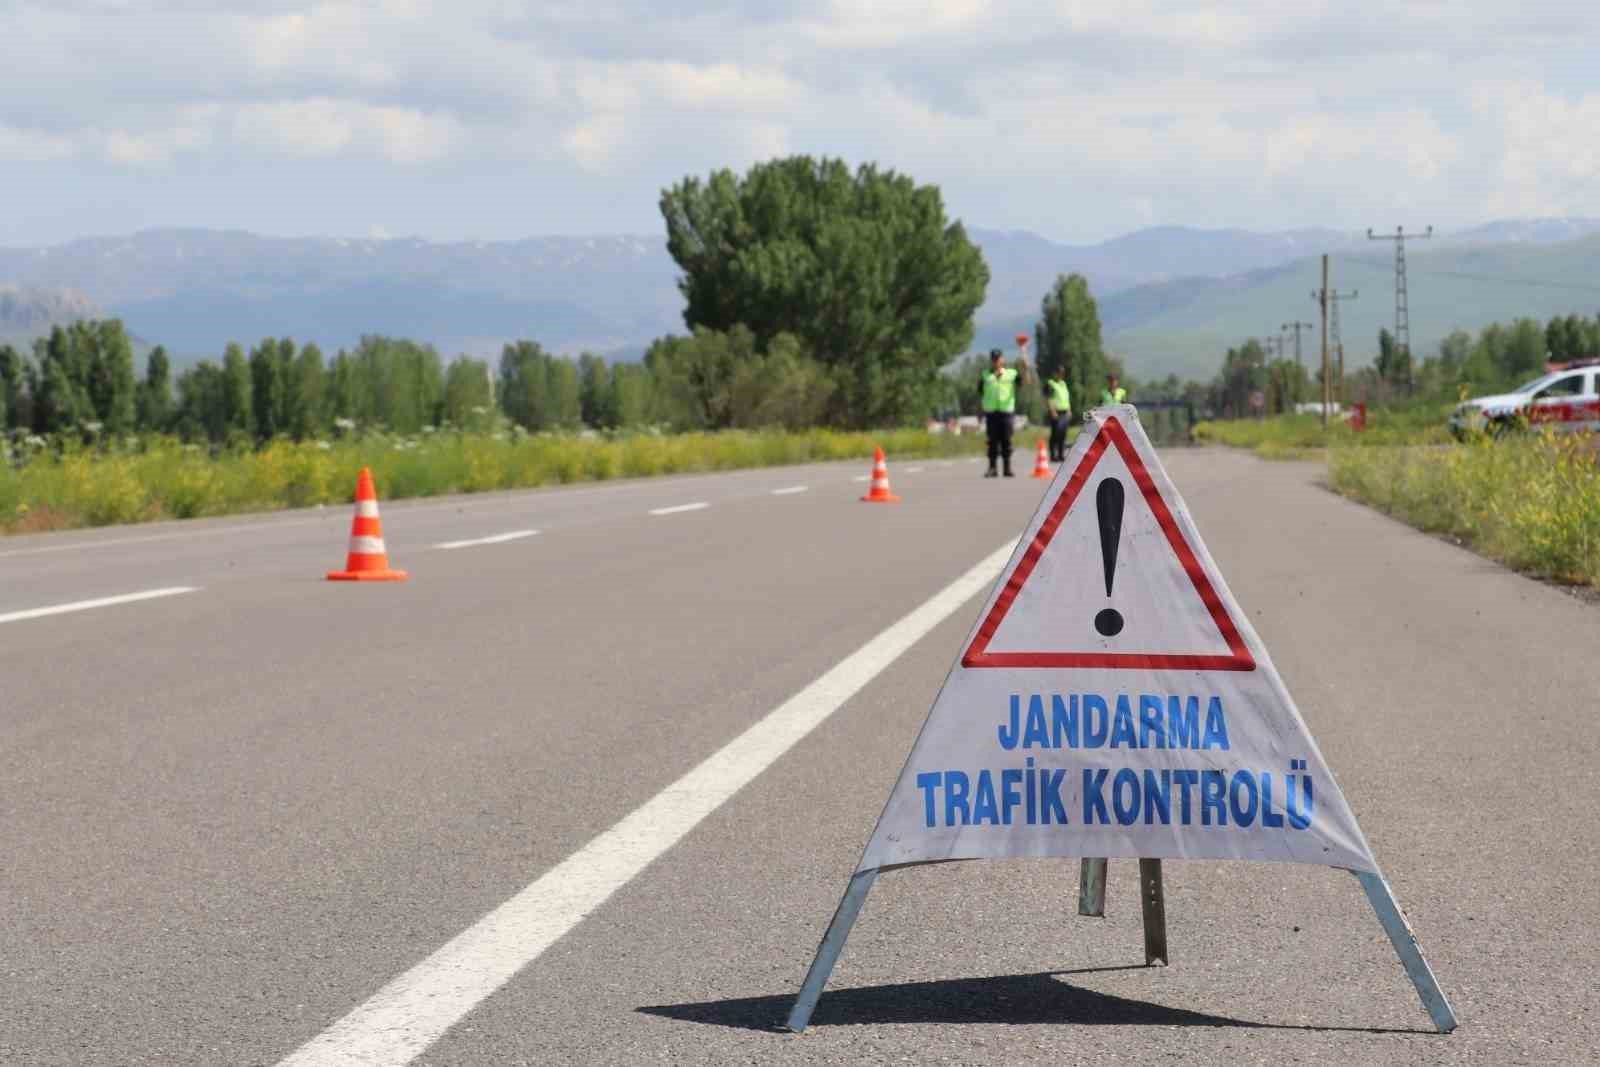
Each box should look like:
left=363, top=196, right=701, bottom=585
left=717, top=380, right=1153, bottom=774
left=1340, top=256, right=1600, bottom=293
left=1367, top=225, right=1433, bottom=392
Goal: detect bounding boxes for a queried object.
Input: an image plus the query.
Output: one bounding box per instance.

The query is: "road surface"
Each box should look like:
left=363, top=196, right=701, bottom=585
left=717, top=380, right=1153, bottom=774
left=2, top=449, right=1595, bottom=1065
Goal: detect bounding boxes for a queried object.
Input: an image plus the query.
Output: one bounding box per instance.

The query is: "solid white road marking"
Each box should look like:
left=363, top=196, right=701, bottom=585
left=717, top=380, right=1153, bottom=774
left=275, top=539, right=1017, bottom=1067
left=649, top=502, right=709, bottom=516
left=434, top=530, right=539, bottom=550
left=770, top=486, right=808, bottom=496
left=905, top=466, right=925, bottom=473
left=0, top=587, right=199, bottom=625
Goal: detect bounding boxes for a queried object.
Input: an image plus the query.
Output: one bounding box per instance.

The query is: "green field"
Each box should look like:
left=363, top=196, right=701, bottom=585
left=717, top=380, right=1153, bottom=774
left=1329, top=433, right=1600, bottom=588
left=0, top=428, right=984, bottom=535
left=1193, top=409, right=1452, bottom=458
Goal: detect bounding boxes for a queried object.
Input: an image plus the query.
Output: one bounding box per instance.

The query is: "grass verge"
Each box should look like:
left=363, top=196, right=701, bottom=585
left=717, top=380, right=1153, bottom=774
left=0, top=428, right=985, bottom=535
left=1328, top=433, right=1600, bottom=588
left=1194, top=408, right=1452, bottom=458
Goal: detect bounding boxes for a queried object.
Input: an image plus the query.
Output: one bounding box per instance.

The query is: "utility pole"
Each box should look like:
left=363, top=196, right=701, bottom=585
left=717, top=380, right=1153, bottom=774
left=1282, top=320, right=1313, bottom=370
left=1318, top=257, right=1329, bottom=427
left=1367, top=225, right=1432, bottom=393
left=1331, top=289, right=1358, bottom=400
left=1312, top=261, right=1360, bottom=424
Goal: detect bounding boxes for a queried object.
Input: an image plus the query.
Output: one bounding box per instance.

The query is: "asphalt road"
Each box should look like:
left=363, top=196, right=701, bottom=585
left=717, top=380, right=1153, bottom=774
left=2, top=447, right=1596, bottom=1065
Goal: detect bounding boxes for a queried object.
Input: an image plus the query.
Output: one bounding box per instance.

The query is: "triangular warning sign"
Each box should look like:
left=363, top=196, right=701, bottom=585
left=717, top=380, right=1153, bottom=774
left=860, top=407, right=1370, bottom=873
left=963, top=413, right=1254, bottom=671
left=786, top=406, right=1455, bottom=1035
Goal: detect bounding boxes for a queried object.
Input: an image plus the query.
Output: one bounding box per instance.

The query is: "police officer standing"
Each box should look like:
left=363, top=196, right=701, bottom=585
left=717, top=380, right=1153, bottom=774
left=1044, top=366, right=1071, bottom=463
left=980, top=348, right=1028, bottom=477
left=1101, top=372, right=1128, bottom=406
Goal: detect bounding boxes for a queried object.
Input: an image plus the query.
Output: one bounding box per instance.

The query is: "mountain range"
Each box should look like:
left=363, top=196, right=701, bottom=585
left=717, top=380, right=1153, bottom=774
left=3, top=219, right=1598, bottom=382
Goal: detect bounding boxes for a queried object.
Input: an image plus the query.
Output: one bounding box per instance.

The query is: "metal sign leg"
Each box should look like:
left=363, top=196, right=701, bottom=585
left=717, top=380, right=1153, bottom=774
left=786, top=868, right=880, bottom=1033
left=1138, top=858, right=1169, bottom=965
left=1078, top=858, right=1107, bottom=916
left=1353, top=870, right=1458, bottom=1033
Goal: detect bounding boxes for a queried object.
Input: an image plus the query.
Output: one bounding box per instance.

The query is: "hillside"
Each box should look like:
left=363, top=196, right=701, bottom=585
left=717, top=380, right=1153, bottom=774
left=1105, top=235, right=1600, bottom=381
left=0, top=285, right=104, bottom=349
left=2, top=219, right=1597, bottom=376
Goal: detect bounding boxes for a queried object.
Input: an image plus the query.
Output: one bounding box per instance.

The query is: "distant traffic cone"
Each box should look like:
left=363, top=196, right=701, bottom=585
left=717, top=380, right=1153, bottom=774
left=1031, top=439, right=1051, bottom=479
left=860, top=446, right=901, bottom=503
left=327, top=467, right=408, bottom=581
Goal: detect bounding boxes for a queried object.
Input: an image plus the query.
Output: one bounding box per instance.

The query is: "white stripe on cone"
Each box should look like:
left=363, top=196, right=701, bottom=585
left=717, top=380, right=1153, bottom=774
left=355, top=500, right=381, bottom=518
left=348, top=536, right=387, bottom=555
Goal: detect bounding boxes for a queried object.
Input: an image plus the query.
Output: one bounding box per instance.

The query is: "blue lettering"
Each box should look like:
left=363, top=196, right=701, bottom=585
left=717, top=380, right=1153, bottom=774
left=1287, top=768, right=1314, bottom=830
left=1228, top=770, right=1259, bottom=826
left=1143, top=769, right=1172, bottom=825
left=972, top=769, right=1000, bottom=825
left=1001, top=768, right=1024, bottom=825
left=1083, top=768, right=1110, bottom=824
left=1112, top=768, right=1140, bottom=825
left=1173, top=769, right=1199, bottom=824
left=1168, top=695, right=1199, bottom=748
left=1200, top=769, right=1227, bottom=825
left=1260, top=772, right=1285, bottom=828
left=1022, top=695, right=1050, bottom=748
left=916, top=772, right=940, bottom=827
left=1139, top=695, right=1166, bottom=748
left=1051, top=694, right=1078, bottom=748
left=1025, top=757, right=1038, bottom=823
left=944, top=770, right=971, bottom=826
left=998, top=695, right=1020, bottom=749
left=1109, top=694, right=1137, bottom=748
left=1082, top=694, right=1108, bottom=748
left=1202, top=696, right=1230, bottom=750
left=1041, top=769, right=1069, bottom=824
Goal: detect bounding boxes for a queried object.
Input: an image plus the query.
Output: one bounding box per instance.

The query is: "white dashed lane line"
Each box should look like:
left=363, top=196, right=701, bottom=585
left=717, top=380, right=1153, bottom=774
left=648, top=502, right=710, bottom=516
left=770, top=486, right=808, bottom=496
left=434, top=530, right=540, bottom=550
left=0, top=587, right=200, bottom=626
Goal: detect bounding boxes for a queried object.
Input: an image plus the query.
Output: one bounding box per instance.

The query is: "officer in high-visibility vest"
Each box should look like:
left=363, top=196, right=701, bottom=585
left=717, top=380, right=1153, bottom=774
left=1044, top=369, right=1071, bottom=463
left=1100, top=373, right=1128, bottom=406
left=979, top=348, right=1027, bottom=477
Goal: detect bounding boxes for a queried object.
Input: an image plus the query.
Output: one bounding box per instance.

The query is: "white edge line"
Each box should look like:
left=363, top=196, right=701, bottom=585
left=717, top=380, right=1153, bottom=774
left=648, top=502, right=710, bottom=516
left=433, top=530, right=540, bottom=551
left=274, top=539, right=1016, bottom=1067
left=770, top=486, right=808, bottom=496
left=0, top=586, right=199, bottom=625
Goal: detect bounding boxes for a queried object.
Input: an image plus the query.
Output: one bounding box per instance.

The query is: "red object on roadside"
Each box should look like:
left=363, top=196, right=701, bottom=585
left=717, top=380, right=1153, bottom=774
left=1351, top=403, right=1367, bottom=432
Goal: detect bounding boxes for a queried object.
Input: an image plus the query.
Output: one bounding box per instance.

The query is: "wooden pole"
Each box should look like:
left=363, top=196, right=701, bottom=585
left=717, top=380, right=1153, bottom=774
left=1320, top=254, right=1331, bottom=429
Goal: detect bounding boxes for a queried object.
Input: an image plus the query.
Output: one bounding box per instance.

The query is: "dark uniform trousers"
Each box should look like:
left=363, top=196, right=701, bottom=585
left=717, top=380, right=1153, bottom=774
left=985, top=411, right=1014, bottom=469
left=1049, top=413, right=1071, bottom=462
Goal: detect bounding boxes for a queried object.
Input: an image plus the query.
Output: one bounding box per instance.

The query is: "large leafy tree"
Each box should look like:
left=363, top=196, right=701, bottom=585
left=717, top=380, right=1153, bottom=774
left=137, top=345, right=173, bottom=432
left=660, top=155, right=988, bottom=427
left=0, top=343, right=24, bottom=431
left=1034, top=273, right=1107, bottom=419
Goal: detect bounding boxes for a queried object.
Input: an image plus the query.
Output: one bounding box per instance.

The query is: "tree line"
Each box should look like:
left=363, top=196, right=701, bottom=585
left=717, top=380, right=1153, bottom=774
left=0, top=155, right=1149, bottom=448
left=1204, top=312, right=1600, bottom=418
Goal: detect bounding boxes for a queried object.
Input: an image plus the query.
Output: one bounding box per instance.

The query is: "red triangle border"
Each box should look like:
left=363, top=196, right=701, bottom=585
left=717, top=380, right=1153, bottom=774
left=962, top=416, right=1256, bottom=671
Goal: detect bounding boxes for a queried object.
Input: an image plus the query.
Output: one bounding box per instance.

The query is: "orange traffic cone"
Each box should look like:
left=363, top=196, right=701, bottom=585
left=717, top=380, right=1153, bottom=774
left=327, top=467, right=408, bottom=581
left=1031, top=439, right=1051, bottom=479
left=860, top=446, right=901, bottom=503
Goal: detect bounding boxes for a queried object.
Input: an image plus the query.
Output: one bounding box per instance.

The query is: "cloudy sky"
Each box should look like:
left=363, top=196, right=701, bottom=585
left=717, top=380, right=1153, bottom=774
left=3, top=0, right=1598, bottom=247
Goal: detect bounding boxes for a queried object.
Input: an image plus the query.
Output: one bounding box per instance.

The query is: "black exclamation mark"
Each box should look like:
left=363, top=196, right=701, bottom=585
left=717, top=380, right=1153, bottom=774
left=1094, top=478, right=1125, bottom=637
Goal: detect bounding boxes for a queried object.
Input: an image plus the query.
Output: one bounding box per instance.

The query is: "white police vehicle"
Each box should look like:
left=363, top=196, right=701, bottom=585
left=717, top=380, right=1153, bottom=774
left=1449, top=362, right=1600, bottom=439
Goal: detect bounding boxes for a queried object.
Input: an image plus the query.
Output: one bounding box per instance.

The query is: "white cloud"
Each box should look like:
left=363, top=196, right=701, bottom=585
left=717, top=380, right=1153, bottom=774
left=2, top=1, right=1600, bottom=240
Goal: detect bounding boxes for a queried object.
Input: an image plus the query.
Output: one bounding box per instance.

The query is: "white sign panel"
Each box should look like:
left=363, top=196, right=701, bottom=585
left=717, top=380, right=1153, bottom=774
left=859, top=406, right=1379, bottom=875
